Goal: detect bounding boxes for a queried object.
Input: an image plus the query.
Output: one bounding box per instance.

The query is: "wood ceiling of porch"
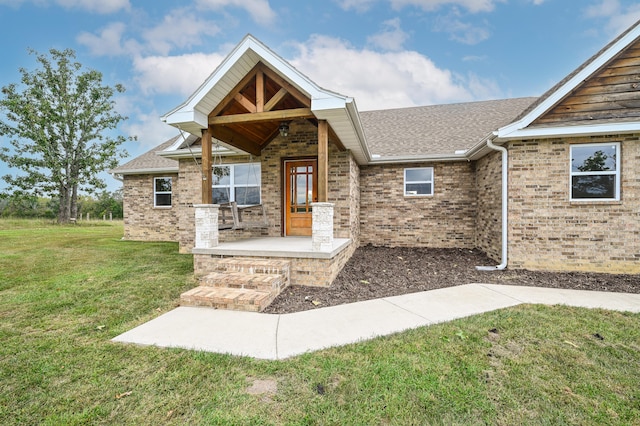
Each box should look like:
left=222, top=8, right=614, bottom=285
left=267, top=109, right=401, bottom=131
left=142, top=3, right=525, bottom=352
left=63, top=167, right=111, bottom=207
left=208, top=62, right=319, bottom=156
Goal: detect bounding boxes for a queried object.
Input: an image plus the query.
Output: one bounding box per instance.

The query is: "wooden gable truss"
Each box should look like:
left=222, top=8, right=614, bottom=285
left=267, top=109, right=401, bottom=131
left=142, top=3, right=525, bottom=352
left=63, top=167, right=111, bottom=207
left=200, top=62, right=345, bottom=204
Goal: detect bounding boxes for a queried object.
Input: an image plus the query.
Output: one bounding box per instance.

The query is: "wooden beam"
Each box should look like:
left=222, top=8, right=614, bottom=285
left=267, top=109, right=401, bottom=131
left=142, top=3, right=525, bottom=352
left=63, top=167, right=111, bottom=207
left=264, top=88, right=287, bottom=111
left=209, top=63, right=263, bottom=118
left=256, top=70, right=264, bottom=112
left=318, top=120, right=329, bottom=202
left=201, top=128, right=213, bottom=204
left=234, top=93, right=257, bottom=113
left=209, top=107, right=313, bottom=125
left=210, top=125, right=262, bottom=156
left=258, top=63, right=311, bottom=107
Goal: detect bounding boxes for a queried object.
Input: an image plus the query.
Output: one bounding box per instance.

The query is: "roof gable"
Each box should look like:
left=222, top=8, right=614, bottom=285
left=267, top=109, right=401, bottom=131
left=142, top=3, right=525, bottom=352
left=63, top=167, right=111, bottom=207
left=161, top=34, right=370, bottom=164
left=498, top=20, right=640, bottom=140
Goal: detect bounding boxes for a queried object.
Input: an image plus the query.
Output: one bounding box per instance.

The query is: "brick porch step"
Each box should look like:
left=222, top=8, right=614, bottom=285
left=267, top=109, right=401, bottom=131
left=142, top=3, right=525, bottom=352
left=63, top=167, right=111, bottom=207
left=181, top=258, right=291, bottom=312
left=180, top=286, right=275, bottom=312
left=200, top=271, right=285, bottom=293
left=212, top=258, right=290, bottom=278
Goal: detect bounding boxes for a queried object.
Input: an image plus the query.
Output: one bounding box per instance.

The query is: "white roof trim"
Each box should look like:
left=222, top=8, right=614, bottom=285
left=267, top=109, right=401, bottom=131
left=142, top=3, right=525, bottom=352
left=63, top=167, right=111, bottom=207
left=498, top=22, right=640, bottom=139
left=111, top=167, right=179, bottom=176
left=157, top=146, right=240, bottom=160
left=497, top=121, right=640, bottom=140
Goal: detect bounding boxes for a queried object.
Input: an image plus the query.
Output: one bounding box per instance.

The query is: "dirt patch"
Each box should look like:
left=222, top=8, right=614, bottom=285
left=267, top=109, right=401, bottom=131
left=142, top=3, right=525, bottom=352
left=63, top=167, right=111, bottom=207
left=246, top=378, right=277, bottom=402
left=264, top=246, right=640, bottom=314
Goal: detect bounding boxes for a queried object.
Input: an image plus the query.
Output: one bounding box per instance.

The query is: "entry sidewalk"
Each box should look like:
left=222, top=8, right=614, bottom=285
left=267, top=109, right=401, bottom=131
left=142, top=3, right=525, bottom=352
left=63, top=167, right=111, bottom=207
left=112, top=284, right=640, bottom=360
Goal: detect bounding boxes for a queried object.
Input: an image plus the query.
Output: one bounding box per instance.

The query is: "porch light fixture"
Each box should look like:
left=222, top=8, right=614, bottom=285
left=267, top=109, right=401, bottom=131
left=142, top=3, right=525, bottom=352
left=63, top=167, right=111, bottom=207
left=278, top=121, right=289, bottom=137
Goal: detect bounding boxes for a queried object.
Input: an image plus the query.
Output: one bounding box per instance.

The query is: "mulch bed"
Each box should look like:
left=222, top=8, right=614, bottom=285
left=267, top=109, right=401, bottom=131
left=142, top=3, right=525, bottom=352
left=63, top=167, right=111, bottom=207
left=263, top=245, right=640, bottom=314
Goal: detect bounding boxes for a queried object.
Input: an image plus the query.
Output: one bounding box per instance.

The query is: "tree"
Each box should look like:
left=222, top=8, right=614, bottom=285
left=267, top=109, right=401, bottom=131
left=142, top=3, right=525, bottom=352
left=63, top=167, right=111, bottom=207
left=0, top=48, right=130, bottom=223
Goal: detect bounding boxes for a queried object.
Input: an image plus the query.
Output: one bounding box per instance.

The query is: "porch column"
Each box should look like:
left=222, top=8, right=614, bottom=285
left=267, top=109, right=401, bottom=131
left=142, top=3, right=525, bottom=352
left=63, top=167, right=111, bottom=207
left=194, top=204, right=219, bottom=249
left=311, top=202, right=334, bottom=251
left=317, top=119, right=329, bottom=202
left=201, top=127, right=213, bottom=204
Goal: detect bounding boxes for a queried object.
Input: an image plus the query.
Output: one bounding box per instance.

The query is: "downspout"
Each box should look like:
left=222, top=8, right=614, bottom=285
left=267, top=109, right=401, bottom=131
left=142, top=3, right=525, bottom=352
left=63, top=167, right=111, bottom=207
left=476, top=136, right=508, bottom=271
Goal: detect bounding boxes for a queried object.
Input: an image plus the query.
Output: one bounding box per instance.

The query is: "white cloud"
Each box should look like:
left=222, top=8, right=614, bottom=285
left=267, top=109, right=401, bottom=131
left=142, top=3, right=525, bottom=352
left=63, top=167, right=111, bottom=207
left=132, top=52, right=226, bottom=96
left=367, top=18, right=410, bottom=51
left=142, top=9, right=221, bottom=55
left=121, top=109, right=180, bottom=149
left=78, top=9, right=221, bottom=57
left=57, top=0, right=130, bottom=13
left=288, top=35, right=477, bottom=110
left=337, top=0, right=503, bottom=13
left=434, top=14, right=491, bottom=44
left=195, top=0, right=276, bottom=26
left=77, top=22, right=141, bottom=56
left=336, top=0, right=378, bottom=12
left=584, top=0, right=640, bottom=35
left=389, top=0, right=503, bottom=13
left=0, top=0, right=130, bottom=13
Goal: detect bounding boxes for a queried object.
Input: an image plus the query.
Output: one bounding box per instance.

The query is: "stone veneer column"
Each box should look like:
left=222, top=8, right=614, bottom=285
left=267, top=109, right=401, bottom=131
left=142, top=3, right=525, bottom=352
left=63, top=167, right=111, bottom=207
left=194, top=204, right=219, bottom=249
left=311, top=202, right=334, bottom=251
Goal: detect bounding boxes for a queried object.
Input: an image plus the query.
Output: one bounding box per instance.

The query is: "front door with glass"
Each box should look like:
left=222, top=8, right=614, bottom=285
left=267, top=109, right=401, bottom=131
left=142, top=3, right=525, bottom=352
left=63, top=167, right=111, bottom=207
left=284, top=159, right=317, bottom=236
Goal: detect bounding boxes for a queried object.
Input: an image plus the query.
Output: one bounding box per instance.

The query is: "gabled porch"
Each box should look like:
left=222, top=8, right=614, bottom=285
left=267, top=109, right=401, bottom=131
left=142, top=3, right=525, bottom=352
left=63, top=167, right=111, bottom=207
left=160, top=35, right=367, bottom=311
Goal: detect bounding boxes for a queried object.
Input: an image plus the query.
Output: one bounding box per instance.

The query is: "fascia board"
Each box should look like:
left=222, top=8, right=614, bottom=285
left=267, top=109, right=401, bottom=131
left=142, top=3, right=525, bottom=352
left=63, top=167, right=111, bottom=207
left=498, top=122, right=640, bottom=140
left=157, top=146, right=241, bottom=159
left=112, top=167, right=179, bottom=175
left=368, top=153, right=468, bottom=164
left=498, top=25, right=640, bottom=138
left=162, top=109, right=209, bottom=129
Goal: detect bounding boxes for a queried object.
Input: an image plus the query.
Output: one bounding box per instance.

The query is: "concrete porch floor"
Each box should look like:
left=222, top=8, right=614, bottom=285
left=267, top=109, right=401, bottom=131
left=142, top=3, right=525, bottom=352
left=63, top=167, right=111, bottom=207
left=192, top=237, right=351, bottom=259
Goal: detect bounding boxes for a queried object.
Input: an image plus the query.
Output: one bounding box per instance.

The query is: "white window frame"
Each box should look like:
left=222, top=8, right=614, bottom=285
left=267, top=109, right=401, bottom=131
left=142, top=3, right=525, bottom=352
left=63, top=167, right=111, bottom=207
left=404, top=167, right=434, bottom=197
left=569, top=142, right=620, bottom=202
left=212, top=163, right=262, bottom=206
left=153, top=177, right=172, bottom=208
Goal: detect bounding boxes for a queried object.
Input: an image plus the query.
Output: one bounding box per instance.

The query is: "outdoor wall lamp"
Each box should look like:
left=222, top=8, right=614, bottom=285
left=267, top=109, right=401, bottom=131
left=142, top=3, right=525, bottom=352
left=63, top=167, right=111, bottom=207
left=278, top=121, right=289, bottom=137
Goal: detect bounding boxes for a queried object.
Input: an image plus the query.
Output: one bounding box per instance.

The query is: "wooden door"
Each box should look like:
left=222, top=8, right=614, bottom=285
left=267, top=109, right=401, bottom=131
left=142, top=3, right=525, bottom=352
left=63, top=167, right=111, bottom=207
left=285, top=159, right=317, bottom=236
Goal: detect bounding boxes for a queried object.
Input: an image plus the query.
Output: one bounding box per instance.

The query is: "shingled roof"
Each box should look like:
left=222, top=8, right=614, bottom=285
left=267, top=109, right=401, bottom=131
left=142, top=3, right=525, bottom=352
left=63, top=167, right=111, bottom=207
left=112, top=97, right=537, bottom=174
left=360, top=97, right=537, bottom=158
left=110, top=136, right=181, bottom=175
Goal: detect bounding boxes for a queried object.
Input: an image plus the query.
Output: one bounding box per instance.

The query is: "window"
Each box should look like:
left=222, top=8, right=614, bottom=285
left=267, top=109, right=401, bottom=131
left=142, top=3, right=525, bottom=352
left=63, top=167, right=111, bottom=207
left=570, top=143, right=620, bottom=201
left=404, top=167, right=433, bottom=196
left=212, top=163, right=261, bottom=205
left=154, top=177, right=172, bottom=207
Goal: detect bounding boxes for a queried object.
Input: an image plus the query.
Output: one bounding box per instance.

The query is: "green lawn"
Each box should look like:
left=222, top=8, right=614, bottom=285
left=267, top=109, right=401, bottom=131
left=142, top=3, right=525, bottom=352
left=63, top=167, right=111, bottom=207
left=1, top=219, right=639, bottom=425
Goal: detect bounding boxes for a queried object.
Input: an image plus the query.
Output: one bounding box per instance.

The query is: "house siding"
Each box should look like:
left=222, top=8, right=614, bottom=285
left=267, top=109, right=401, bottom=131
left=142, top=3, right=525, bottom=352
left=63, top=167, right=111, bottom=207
left=359, top=161, right=476, bottom=247
left=532, top=39, right=640, bottom=127
left=508, top=134, right=640, bottom=273
left=122, top=173, right=179, bottom=242
left=475, top=150, right=502, bottom=262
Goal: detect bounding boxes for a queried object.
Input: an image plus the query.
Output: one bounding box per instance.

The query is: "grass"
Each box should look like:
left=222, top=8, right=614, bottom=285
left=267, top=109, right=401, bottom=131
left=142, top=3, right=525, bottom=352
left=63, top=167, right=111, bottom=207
left=1, top=219, right=639, bottom=425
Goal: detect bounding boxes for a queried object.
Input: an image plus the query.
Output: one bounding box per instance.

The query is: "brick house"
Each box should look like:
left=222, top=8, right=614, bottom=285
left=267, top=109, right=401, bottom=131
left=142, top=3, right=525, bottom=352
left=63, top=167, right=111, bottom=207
left=111, top=21, right=640, bottom=311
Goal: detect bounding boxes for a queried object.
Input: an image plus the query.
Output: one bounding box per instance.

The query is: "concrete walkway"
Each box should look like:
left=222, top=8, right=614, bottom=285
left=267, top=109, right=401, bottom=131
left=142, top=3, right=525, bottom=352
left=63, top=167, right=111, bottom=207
left=112, top=284, right=640, bottom=360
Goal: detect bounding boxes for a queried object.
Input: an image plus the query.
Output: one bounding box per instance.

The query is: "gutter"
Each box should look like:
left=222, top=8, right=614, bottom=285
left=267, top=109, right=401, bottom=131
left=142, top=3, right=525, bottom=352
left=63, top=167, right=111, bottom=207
left=476, top=134, right=508, bottom=271
left=368, top=153, right=468, bottom=164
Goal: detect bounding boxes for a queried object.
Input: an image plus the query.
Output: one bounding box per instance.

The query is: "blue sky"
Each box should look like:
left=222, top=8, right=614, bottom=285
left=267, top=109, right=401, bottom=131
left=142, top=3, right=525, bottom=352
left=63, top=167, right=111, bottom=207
left=1, top=0, right=640, bottom=192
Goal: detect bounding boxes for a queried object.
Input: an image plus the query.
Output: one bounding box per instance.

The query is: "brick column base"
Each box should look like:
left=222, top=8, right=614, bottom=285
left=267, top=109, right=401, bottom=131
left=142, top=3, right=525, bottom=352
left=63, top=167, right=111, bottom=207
left=194, top=204, right=219, bottom=249
left=311, top=202, right=334, bottom=251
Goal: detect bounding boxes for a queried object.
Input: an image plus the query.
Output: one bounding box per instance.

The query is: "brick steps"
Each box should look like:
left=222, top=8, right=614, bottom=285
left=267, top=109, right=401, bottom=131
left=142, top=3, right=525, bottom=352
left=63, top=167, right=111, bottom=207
left=180, top=258, right=290, bottom=312
left=180, top=286, right=275, bottom=312
left=201, top=271, right=285, bottom=293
